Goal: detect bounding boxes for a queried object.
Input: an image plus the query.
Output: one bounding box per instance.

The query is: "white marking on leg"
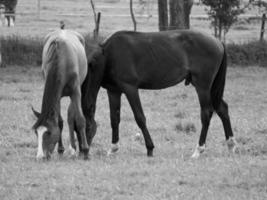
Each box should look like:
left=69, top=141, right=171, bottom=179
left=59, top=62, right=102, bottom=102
left=107, top=143, right=119, bottom=156
left=36, top=126, right=47, bottom=160
left=191, top=144, right=206, bottom=159
left=134, top=132, right=142, bottom=140
left=10, top=18, right=14, bottom=27
left=227, top=137, right=237, bottom=153
left=134, top=132, right=144, bottom=145
left=69, top=144, right=77, bottom=157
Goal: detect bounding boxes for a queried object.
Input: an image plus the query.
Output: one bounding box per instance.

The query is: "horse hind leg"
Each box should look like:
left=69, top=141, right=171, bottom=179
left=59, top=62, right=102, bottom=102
left=67, top=103, right=78, bottom=157
left=107, top=90, right=122, bottom=156
left=192, top=89, right=214, bottom=158
left=70, top=88, right=90, bottom=160
left=215, top=100, right=237, bottom=153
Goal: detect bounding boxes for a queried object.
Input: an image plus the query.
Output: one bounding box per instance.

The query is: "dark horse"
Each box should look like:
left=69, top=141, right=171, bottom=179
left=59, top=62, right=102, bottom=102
left=82, top=30, right=237, bottom=158
left=32, top=30, right=90, bottom=160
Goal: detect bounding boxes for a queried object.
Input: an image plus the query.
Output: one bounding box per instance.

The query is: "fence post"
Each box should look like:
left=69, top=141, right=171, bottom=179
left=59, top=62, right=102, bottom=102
left=94, top=12, right=101, bottom=40
left=260, top=13, right=266, bottom=41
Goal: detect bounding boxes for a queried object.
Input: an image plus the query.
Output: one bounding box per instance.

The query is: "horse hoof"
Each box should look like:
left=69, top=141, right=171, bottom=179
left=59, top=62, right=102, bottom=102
left=82, top=149, right=90, bottom=160
left=36, top=156, right=46, bottom=162
left=229, top=144, right=239, bottom=154
left=83, top=154, right=90, bottom=160
left=107, top=143, right=119, bottom=156
left=57, top=149, right=64, bottom=155
left=69, top=146, right=77, bottom=158
left=191, top=144, right=205, bottom=159
left=107, top=150, right=114, bottom=157
left=134, top=132, right=142, bottom=140
left=191, top=151, right=200, bottom=159
left=227, top=137, right=238, bottom=154
left=78, top=151, right=83, bottom=158
left=147, top=149, right=153, bottom=157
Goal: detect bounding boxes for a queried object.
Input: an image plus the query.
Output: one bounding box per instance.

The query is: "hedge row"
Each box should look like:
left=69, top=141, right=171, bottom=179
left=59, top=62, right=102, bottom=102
left=0, top=36, right=43, bottom=66
left=1, top=35, right=267, bottom=67
left=0, top=34, right=100, bottom=67
left=227, top=40, right=267, bottom=67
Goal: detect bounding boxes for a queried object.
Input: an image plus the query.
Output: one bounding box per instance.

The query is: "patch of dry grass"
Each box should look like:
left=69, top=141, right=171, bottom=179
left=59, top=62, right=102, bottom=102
left=0, top=66, right=267, bottom=199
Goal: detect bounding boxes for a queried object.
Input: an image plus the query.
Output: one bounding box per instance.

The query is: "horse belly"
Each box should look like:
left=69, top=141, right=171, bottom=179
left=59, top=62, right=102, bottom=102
left=139, top=65, right=188, bottom=90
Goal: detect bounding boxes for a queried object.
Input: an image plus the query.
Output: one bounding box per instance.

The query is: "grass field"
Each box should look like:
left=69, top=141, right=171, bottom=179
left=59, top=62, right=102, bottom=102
left=0, top=66, right=267, bottom=199
left=1, top=0, right=267, bottom=199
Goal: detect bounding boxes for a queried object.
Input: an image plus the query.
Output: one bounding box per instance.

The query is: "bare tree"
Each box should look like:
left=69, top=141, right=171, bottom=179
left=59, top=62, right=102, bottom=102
left=130, top=0, right=137, bottom=31
left=184, top=0, right=194, bottom=29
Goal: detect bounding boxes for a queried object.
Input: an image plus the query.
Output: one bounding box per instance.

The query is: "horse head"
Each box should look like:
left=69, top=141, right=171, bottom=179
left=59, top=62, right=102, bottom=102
left=32, top=107, right=60, bottom=160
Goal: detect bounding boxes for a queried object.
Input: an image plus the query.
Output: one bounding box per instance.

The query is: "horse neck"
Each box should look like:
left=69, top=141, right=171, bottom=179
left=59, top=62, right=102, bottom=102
left=82, top=70, right=101, bottom=120
left=82, top=47, right=106, bottom=119
left=40, top=65, right=63, bottom=123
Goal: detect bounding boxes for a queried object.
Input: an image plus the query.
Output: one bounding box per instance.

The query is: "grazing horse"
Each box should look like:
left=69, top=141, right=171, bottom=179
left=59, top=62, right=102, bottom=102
left=0, top=0, right=17, bottom=27
left=32, top=30, right=89, bottom=160
left=82, top=30, right=237, bottom=158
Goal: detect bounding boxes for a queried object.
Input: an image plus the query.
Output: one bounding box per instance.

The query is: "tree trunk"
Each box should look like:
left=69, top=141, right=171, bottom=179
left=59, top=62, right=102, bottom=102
left=158, top=0, right=168, bottom=31
left=184, top=0, right=193, bottom=29
left=169, top=0, right=185, bottom=30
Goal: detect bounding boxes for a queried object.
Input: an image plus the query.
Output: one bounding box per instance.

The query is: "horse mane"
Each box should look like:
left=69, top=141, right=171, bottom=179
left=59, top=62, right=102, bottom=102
left=33, top=41, right=61, bottom=129
left=99, top=31, right=129, bottom=47
left=100, top=31, right=142, bottom=50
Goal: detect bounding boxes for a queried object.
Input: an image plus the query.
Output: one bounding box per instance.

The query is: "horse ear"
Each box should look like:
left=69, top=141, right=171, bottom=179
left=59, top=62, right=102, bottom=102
left=31, top=106, right=41, bottom=118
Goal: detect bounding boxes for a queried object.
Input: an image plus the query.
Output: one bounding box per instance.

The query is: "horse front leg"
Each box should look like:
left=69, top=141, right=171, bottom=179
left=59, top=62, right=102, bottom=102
left=124, top=86, right=154, bottom=157
left=107, top=90, right=122, bottom=155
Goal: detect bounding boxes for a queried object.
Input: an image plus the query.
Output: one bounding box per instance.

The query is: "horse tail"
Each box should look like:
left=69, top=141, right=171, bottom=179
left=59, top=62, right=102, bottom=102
left=211, top=43, right=227, bottom=110
left=45, top=40, right=58, bottom=65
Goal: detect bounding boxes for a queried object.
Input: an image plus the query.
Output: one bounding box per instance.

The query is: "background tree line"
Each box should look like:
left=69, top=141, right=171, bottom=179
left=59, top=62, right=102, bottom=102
left=90, top=0, right=266, bottom=41
left=157, top=0, right=267, bottom=41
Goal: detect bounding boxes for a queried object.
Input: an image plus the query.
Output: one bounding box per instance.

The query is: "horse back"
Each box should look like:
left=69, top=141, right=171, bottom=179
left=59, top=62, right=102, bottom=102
left=101, top=30, right=223, bottom=90
left=42, top=30, right=87, bottom=88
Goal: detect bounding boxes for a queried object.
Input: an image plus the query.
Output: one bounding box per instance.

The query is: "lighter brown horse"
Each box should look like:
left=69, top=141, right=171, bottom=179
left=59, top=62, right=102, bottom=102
left=32, top=30, right=89, bottom=160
